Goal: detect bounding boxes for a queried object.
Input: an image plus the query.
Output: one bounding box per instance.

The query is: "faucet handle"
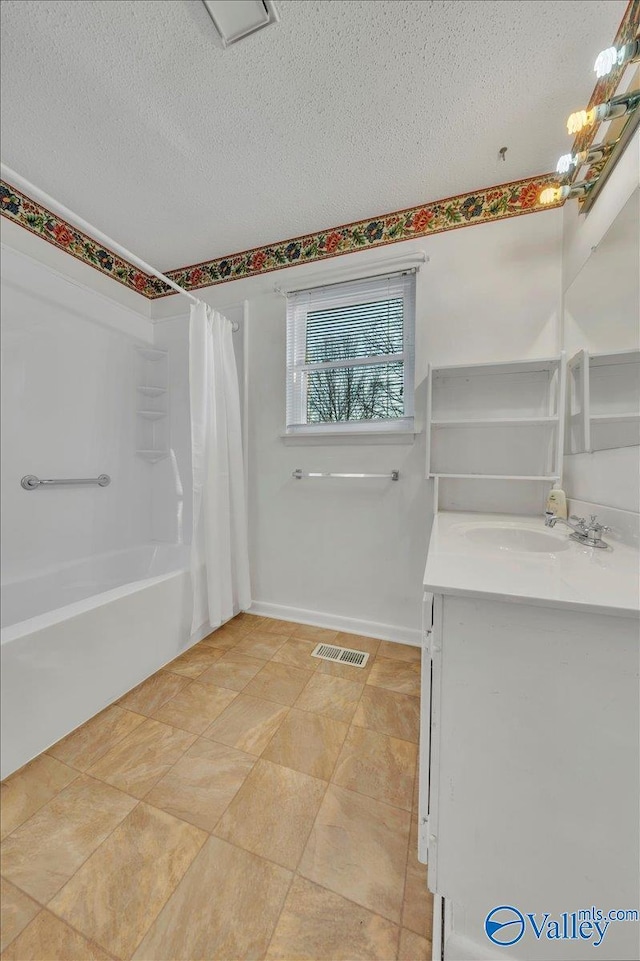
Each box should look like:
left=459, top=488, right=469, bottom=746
left=570, top=515, right=585, bottom=523
left=588, top=514, right=611, bottom=533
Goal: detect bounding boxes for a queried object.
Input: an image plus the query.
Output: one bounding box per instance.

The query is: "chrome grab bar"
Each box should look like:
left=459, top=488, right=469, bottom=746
left=21, top=474, right=111, bottom=490
left=293, top=469, right=399, bottom=481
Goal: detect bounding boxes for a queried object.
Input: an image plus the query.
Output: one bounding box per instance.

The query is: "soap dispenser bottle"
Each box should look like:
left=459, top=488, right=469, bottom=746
left=545, top=484, right=567, bottom=519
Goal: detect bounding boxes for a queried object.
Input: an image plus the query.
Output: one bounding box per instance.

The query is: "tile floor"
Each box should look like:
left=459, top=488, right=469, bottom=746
left=0, top=614, right=432, bottom=961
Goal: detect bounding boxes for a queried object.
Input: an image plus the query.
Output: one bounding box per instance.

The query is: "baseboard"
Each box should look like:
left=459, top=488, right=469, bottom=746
left=248, top=600, right=421, bottom=647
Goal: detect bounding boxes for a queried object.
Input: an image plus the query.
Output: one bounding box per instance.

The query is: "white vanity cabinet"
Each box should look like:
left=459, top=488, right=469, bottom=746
left=419, top=590, right=639, bottom=961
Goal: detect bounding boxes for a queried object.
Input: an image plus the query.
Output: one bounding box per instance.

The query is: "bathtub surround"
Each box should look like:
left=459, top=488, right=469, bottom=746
left=0, top=247, right=155, bottom=582
left=0, top=615, right=431, bottom=961
left=189, top=302, right=251, bottom=634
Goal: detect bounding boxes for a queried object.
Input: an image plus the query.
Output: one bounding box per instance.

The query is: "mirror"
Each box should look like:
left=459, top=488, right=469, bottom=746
left=565, top=187, right=640, bottom=454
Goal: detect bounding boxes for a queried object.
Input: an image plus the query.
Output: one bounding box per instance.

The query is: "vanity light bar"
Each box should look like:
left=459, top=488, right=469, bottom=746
left=539, top=181, right=595, bottom=206
left=556, top=140, right=614, bottom=175
left=594, top=39, right=640, bottom=79
left=566, top=89, right=640, bottom=135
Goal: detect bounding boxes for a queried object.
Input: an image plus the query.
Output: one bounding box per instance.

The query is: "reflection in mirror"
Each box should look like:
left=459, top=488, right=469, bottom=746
left=565, top=188, right=640, bottom=454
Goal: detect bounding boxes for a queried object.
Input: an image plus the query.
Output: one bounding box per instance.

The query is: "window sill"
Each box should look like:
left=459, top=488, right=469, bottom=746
left=280, top=430, right=418, bottom=446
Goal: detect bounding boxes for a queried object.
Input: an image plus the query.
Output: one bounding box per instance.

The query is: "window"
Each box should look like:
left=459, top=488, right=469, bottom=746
left=286, top=270, right=416, bottom=434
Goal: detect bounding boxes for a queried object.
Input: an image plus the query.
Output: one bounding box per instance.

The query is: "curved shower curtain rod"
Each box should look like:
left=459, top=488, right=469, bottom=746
left=1, top=163, right=239, bottom=331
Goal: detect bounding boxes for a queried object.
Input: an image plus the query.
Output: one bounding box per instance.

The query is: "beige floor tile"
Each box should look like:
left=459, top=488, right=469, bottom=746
left=199, top=626, right=244, bottom=650
left=353, top=687, right=420, bottom=743
left=202, top=694, right=288, bottom=755
left=243, top=661, right=314, bottom=706
left=87, top=719, right=196, bottom=798
left=0, top=879, right=40, bottom=953
left=0, top=775, right=136, bottom=903
left=117, top=671, right=189, bottom=715
left=367, top=657, right=421, bottom=697
left=214, top=758, right=326, bottom=870
left=198, top=651, right=267, bottom=692
left=1, top=911, right=114, bottom=961
left=378, top=641, right=421, bottom=663
left=49, top=802, right=205, bottom=959
left=146, top=738, right=256, bottom=831
left=233, top=613, right=267, bottom=630
left=403, top=818, right=434, bottom=939
left=299, top=784, right=410, bottom=923
left=332, top=726, right=417, bottom=810
left=132, top=836, right=291, bottom=961
left=334, top=632, right=382, bottom=657
left=47, top=705, right=146, bottom=771
left=399, top=927, right=432, bottom=961
left=271, top=637, right=321, bottom=670
left=164, top=644, right=224, bottom=678
left=291, top=623, right=338, bottom=643
left=232, top=630, right=289, bottom=660
left=262, top=708, right=348, bottom=780
left=259, top=618, right=297, bottom=636
left=151, top=681, right=237, bottom=735
left=0, top=755, right=77, bottom=841
left=295, top=673, right=363, bottom=723
left=266, top=876, right=400, bottom=961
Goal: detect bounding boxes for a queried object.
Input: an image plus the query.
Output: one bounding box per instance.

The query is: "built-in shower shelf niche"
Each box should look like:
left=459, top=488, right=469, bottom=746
left=426, top=353, right=567, bottom=513
left=136, top=386, right=167, bottom=397
left=137, top=410, right=166, bottom=420
left=134, top=345, right=170, bottom=464
left=136, top=449, right=170, bottom=463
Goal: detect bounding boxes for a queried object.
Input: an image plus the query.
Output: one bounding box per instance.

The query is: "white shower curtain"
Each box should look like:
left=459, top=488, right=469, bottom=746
left=189, top=301, right=251, bottom=635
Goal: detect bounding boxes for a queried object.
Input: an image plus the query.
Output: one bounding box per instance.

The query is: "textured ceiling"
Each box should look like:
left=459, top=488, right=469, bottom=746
left=0, top=0, right=627, bottom=269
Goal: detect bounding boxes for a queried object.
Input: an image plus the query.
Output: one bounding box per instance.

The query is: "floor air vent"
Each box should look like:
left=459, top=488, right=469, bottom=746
left=311, top=643, right=370, bottom=668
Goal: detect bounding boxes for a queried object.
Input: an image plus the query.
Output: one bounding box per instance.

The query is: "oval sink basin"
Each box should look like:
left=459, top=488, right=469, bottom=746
left=463, top=525, right=570, bottom=553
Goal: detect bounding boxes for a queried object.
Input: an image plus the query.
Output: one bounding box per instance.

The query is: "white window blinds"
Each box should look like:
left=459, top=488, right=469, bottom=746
left=286, top=270, right=416, bottom=433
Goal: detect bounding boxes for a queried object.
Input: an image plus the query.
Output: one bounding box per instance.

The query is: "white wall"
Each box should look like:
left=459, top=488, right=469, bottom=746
left=153, top=210, right=562, bottom=640
left=0, top=245, right=155, bottom=581
left=562, top=130, right=640, bottom=514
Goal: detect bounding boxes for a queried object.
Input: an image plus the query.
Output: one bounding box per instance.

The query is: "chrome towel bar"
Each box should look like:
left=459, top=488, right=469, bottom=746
left=21, top=474, right=111, bottom=490
left=293, top=469, right=399, bottom=481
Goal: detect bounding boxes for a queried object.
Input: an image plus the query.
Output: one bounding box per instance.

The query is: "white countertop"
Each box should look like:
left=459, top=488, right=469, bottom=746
left=424, top=512, right=640, bottom=618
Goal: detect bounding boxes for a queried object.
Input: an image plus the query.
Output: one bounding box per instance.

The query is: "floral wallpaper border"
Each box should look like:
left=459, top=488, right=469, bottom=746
left=163, top=174, right=560, bottom=296
left=0, top=0, right=635, bottom=300
left=1, top=173, right=560, bottom=299
left=0, top=182, right=167, bottom=299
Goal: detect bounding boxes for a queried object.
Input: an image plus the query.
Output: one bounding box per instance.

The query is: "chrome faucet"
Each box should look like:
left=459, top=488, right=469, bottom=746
left=544, top=512, right=611, bottom=549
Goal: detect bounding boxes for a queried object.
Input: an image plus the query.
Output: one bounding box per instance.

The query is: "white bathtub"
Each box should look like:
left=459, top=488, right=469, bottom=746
left=1, top=544, right=196, bottom=779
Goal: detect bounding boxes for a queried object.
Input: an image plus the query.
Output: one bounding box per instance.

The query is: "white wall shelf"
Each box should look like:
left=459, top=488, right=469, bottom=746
left=431, top=416, right=558, bottom=428
left=427, top=353, right=566, bottom=512
left=431, top=473, right=561, bottom=481
left=567, top=349, right=640, bottom=454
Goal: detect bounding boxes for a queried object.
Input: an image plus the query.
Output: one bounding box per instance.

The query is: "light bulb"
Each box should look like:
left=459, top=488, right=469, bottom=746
left=594, top=46, right=618, bottom=78
left=556, top=154, right=574, bottom=174
left=567, top=110, right=589, bottom=135
left=540, top=187, right=562, bottom=206
left=594, top=41, right=640, bottom=78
